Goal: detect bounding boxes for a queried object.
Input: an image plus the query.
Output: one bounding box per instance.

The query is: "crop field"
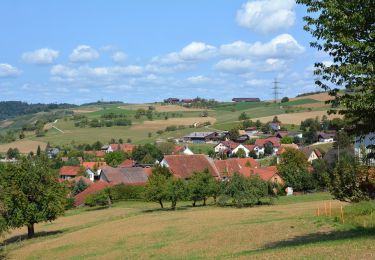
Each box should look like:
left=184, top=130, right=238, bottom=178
left=0, top=140, right=47, bottom=154
left=254, top=110, right=343, bottom=124
left=120, top=104, right=210, bottom=112
left=2, top=194, right=374, bottom=259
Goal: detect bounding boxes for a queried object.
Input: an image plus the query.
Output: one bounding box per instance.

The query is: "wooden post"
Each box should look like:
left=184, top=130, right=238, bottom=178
left=324, top=202, right=327, bottom=216
left=340, top=205, right=345, bottom=224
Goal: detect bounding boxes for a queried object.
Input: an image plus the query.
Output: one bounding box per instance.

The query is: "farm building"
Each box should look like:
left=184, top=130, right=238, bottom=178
left=183, top=132, right=219, bottom=144
left=232, top=98, right=260, bottom=102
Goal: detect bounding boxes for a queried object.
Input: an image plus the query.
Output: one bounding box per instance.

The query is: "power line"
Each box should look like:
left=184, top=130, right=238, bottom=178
left=272, top=78, right=282, bottom=103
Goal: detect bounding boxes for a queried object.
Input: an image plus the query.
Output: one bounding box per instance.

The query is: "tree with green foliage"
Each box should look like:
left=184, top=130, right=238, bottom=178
left=234, top=148, right=246, bottom=158
left=281, top=97, right=289, bottom=103
left=141, top=153, right=155, bottom=164
left=272, top=116, right=280, bottom=123
left=264, top=144, right=274, bottom=155
left=280, top=136, right=293, bottom=144
left=329, top=154, right=374, bottom=202
left=238, top=112, right=250, bottom=121
left=143, top=165, right=172, bottom=208
left=228, top=128, right=239, bottom=141
left=312, top=159, right=330, bottom=189
left=0, top=157, right=66, bottom=238
left=188, top=170, right=217, bottom=206
left=6, top=148, right=19, bottom=159
left=104, top=151, right=127, bottom=167
left=297, top=0, right=374, bottom=138
left=157, top=142, right=175, bottom=155
left=132, top=144, right=163, bottom=163
left=72, top=178, right=89, bottom=196
left=277, top=148, right=316, bottom=191
left=36, top=145, right=41, bottom=157
left=165, top=178, right=186, bottom=210
left=218, top=174, right=268, bottom=208
left=333, top=131, right=352, bottom=149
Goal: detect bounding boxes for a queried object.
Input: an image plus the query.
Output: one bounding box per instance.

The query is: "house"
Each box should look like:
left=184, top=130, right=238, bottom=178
left=59, top=166, right=81, bottom=180
left=84, top=150, right=106, bottom=158
left=214, top=158, right=259, bottom=178
left=47, top=147, right=59, bottom=158
left=160, top=154, right=220, bottom=179
left=355, top=133, right=375, bottom=166
left=269, top=122, right=281, bottom=131
left=81, top=161, right=107, bottom=181
left=181, top=99, right=193, bottom=104
left=183, top=132, right=218, bottom=144
left=214, top=141, right=255, bottom=157
left=105, top=143, right=137, bottom=154
left=300, top=147, right=322, bottom=163
left=255, top=137, right=281, bottom=155
left=74, top=180, right=111, bottom=207
left=100, top=166, right=149, bottom=185
left=245, top=127, right=258, bottom=137
left=173, top=145, right=194, bottom=155
left=252, top=166, right=284, bottom=184
left=119, top=159, right=136, bottom=168
left=318, top=132, right=335, bottom=143
left=164, top=98, right=180, bottom=104
left=232, top=98, right=260, bottom=102
left=275, top=131, right=303, bottom=139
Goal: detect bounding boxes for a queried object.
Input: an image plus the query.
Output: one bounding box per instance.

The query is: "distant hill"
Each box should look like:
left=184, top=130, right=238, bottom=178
left=0, top=101, right=77, bottom=120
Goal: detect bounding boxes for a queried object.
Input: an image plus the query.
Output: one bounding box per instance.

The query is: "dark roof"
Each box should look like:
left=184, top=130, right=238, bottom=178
left=318, top=132, right=336, bottom=139
left=100, top=167, right=149, bottom=185
left=162, top=154, right=219, bottom=179
left=232, top=98, right=260, bottom=102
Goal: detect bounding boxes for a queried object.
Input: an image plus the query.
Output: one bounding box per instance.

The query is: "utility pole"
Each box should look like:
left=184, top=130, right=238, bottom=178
left=272, top=78, right=281, bottom=103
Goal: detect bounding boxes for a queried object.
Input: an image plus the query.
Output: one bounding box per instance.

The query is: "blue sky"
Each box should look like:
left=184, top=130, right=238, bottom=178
left=0, top=0, right=330, bottom=104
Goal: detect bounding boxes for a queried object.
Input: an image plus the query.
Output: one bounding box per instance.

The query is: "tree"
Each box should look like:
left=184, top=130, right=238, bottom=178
left=188, top=170, right=217, bottom=206
left=143, top=165, right=171, bottom=208
left=281, top=97, right=289, bottom=103
left=0, top=157, right=66, bottom=238
left=264, top=144, right=274, bottom=155
left=297, top=0, right=375, bottom=138
left=234, top=148, right=246, bottom=158
left=228, top=128, right=239, bottom=141
left=132, top=144, right=163, bottom=162
left=277, top=148, right=316, bottom=191
left=272, top=116, right=280, bottom=123
left=238, top=112, right=250, bottom=121
left=72, top=178, right=88, bottom=196
left=280, top=136, right=293, bottom=144
left=36, top=145, right=41, bottom=157
left=6, top=148, right=19, bottom=159
left=329, top=154, right=374, bottom=202
left=157, top=142, right=175, bottom=155
left=165, top=178, right=186, bottom=210
left=141, top=153, right=155, bottom=164
left=333, top=131, right=352, bottom=149
left=312, top=159, right=329, bottom=189
left=104, top=151, right=127, bottom=167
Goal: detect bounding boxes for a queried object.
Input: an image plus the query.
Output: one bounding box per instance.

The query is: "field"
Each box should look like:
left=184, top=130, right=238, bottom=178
left=0, top=140, right=47, bottom=154
left=120, top=104, right=210, bottom=112
left=2, top=194, right=374, bottom=259
left=254, top=110, right=343, bottom=124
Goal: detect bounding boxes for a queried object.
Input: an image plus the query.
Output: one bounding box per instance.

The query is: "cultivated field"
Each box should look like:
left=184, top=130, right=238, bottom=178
left=131, top=117, right=216, bottom=131
left=2, top=194, right=374, bottom=259
left=254, top=110, right=343, bottom=125
left=291, top=92, right=333, bottom=102
left=120, top=104, right=210, bottom=112
left=0, top=140, right=47, bottom=154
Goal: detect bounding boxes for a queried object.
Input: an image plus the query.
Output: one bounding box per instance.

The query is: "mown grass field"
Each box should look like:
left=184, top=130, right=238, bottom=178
left=2, top=194, right=374, bottom=259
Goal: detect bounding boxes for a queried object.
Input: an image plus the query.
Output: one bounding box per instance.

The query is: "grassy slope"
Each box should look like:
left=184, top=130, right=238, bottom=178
left=3, top=194, right=374, bottom=259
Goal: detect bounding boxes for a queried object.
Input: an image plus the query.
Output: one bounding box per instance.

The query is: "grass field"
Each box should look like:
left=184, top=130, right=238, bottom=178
left=2, top=194, right=374, bottom=259
left=0, top=140, right=47, bottom=154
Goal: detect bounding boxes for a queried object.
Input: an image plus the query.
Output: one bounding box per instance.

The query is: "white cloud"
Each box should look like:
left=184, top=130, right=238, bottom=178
left=151, top=42, right=216, bottom=65
left=187, top=75, right=210, bottom=84
left=112, top=51, right=127, bottom=63
left=245, top=79, right=270, bottom=86
left=220, top=34, right=304, bottom=59
left=236, top=0, right=296, bottom=34
left=214, top=59, right=253, bottom=73
left=0, top=63, right=21, bottom=77
left=69, top=45, right=99, bottom=63
left=22, top=48, right=59, bottom=64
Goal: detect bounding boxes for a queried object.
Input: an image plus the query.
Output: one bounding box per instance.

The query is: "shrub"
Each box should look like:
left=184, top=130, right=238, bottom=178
left=85, top=191, right=111, bottom=207
left=109, top=185, right=145, bottom=201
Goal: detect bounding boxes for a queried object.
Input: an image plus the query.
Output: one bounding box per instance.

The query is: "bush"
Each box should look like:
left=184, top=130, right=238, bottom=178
left=85, top=191, right=111, bottom=207
left=109, top=185, right=145, bottom=201
left=281, top=97, right=289, bottom=103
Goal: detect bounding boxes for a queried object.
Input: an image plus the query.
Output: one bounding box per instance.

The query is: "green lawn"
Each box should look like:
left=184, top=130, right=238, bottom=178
left=2, top=194, right=374, bottom=259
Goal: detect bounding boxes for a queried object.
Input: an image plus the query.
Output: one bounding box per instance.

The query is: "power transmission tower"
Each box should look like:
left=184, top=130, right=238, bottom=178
left=272, top=78, right=281, bottom=103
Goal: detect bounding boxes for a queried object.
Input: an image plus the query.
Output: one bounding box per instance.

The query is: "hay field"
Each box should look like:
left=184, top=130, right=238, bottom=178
left=291, top=92, right=333, bottom=102
left=254, top=110, right=343, bottom=124
left=120, top=104, right=209, bottom=112
left=0, top=140, right=47, bottom=154
left=72, top=107, right=102, bottom=113
left=131, top=117, right=216, bottom=131
left=3, top=195, right=374, bottom=259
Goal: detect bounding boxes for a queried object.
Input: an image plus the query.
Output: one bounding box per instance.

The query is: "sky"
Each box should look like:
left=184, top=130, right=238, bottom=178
left=0, top=0, right=331, bottom=104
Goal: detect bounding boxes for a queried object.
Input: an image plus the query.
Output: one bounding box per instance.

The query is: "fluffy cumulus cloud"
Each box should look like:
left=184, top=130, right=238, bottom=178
left=151, top=42, right=216, bottom=65
left=0, top=63, right=21, bottom=77
left=220, top=34, right=304, bottom=59
left=21, top=48, right=59, bottom=64
left=236, top=0, right=296, bottom=34
left=111, top=51, right=127, bottom=63
left=69, top=45, right=99, bottom=63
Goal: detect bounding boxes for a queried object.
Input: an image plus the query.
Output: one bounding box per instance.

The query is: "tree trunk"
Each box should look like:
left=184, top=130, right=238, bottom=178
left=192, top=201, right=196, bottom=207
left=159, top=199, right=164, bottom=209
left=27, top=224, right=35, bottom=238
left=203, top=198, right=206, bottom=206
left=171, top=200, right=177, bottom=210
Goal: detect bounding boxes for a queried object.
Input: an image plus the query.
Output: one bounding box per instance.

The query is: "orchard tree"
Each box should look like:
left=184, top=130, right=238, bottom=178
left=143, top=165, right=171, bottom=208
left=0, top=157, right=66, bottom=238
left=297, top=0, right=375, bottom=137
left=104, top=151, right=127, bottom=167
left=165, top=178, right=186, bottom=210
left=188, top=170, right=217, bottom=206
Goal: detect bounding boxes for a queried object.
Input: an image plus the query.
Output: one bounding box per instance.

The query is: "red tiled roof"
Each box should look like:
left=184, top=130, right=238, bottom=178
left=59, top=166, right=80, bottom=176
left=109, top=144, right=136, bottom=153
left=255, top=137, right=280, bottom=148
left=276, top=144, right=299, bottom=155
left=74, top=180, right=111, bottom=206
left=119, top=159, right=136, bottom=168
left=81, top=161, right=107, bottom=169
left=100, top=167, right=149, bottom=185
left=163, top=154, right=219, bottom=179
left=221, top=141, right=240, bottom=150
left=252, top=166, right=282, bottom=182
left=243, top=144, right=256, bottom=151
left=214, top=158, right=259, bottom=178
left=84, top=150, right=106, bottom=157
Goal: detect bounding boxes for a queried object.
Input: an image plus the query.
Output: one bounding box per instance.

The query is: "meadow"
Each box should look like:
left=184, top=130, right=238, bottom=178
left=2, top=194, right=374, bottom=259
